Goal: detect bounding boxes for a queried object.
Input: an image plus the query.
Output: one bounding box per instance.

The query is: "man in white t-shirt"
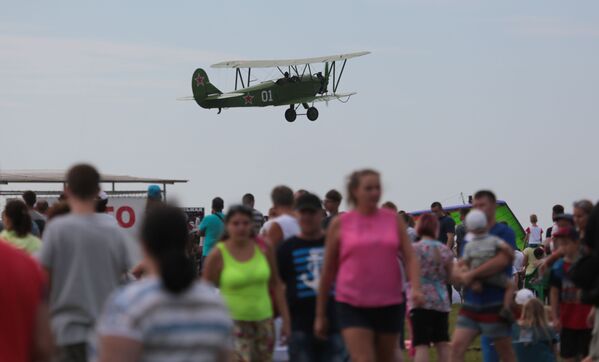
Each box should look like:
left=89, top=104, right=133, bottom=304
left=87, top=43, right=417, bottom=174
left=544, top=205, right=565, bottom=251
left=512, top=249, right=525, bottom=288
left=264, top=185, right=300, bottom=248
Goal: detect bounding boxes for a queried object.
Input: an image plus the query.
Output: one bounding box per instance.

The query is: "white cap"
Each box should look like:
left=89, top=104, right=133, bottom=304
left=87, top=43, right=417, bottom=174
left=515, top=289, right=535, bottom=305
left=98, top=191, right=108, bottom=201
left=465, top=209, right=487, bottom=232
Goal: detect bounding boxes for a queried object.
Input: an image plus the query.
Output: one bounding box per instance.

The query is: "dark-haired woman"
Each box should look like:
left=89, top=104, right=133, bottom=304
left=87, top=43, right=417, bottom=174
left=203, top=205, right=291, bottom=362
left=315, top=169, right=423, bottom=362
left=95, top=205, right=233, bottom=362
left=1, top=200, right=41, bottom=254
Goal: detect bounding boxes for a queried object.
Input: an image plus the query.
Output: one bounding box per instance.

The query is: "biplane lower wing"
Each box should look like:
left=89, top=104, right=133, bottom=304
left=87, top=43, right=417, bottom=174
left=177, top=93, right=244, bottom=101
left=280, top=92, right=357, bottom=106
left=205, top=93, right=243, bottom=100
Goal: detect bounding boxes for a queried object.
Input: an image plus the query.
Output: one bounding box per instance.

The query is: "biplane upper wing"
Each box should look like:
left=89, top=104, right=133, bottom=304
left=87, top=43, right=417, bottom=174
left=280, top=92, right=357, bottom=106
left=211, top=52, right=370, bottom=69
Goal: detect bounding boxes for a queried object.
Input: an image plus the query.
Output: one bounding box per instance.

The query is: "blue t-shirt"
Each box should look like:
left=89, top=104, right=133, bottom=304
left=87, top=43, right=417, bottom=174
left=463, top=222, right=516, bottom=309
left=199, top=212, right=225, bottom=256
left=469, top=222, right=516, bottom=362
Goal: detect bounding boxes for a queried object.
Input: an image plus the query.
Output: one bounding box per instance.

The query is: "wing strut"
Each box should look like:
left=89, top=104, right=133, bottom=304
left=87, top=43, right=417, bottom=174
left=334, top=59, right=347, bottom=93
left=235, top=68, right=246, bottom=90
left=301, top=64, right=308, bottom=77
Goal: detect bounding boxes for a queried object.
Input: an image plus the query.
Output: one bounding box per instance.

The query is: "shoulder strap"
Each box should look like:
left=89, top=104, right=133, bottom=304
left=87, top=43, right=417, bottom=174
left=216, top=243, right=229, bottom=262
left=214, top=213, right=224, bottom=222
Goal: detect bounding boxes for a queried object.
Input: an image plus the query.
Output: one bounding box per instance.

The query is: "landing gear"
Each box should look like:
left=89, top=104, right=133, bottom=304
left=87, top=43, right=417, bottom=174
left=285, top=107, right=297, bottom=122
left=307, top=107, right=319, bottom=121
left=283, top=104, right=318, bottom=122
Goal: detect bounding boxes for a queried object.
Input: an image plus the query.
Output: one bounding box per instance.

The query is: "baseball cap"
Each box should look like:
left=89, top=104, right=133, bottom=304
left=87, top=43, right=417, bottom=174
left=295, top=193, right=322, bottom=212
left=552, top=226, right=579, bottom=240
left=147, top=185, right=162, bottom=200
left=465, top=209, right=487, bottom=232
left=98, top=191, right=108, bottom=201
left=554, top=213, right=574, bottom=224
left=515, top=289, right=535, bottom=305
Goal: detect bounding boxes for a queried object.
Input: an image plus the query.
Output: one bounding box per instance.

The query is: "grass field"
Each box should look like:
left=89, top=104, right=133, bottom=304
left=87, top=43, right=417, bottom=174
left=404, top=304, right=483, bottom=362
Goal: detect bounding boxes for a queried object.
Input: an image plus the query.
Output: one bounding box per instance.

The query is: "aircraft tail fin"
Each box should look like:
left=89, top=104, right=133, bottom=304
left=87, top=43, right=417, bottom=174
left=192, top=69, right=221, bottom=105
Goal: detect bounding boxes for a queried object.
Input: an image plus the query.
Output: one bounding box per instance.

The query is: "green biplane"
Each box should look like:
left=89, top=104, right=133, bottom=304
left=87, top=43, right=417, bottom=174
left=181, top=51, right=370, bottom=122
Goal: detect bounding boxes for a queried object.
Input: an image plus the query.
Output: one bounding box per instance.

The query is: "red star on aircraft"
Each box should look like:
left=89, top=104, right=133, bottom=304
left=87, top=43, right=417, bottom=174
left=243, top=94, right=254, bottom=104
left=194, top=74, right=205, bottom=86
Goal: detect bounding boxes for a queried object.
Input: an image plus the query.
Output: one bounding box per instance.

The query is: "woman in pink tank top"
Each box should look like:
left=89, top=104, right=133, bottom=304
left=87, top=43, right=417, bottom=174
left=315, top=169, right=424, bottom=362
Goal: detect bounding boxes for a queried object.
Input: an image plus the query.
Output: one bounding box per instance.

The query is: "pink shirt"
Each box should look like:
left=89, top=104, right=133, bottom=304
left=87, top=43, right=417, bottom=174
left=335, top=208, right=404, bottom=307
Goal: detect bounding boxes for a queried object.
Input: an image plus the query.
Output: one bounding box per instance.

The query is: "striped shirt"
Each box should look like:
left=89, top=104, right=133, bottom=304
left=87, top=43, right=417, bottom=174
left=93, top=278, right=232, bottom=362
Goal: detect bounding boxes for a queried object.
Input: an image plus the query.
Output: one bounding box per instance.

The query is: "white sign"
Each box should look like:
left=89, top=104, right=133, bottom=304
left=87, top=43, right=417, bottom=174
left=104, top=197, right=146, bottom=234
left=104, top=197, right=146, bottom=264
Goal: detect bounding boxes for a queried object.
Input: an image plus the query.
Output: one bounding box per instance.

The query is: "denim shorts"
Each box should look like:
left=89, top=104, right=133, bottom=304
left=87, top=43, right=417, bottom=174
left=456, top=310, right=511, bottom=340
left=288, top=331, right=346, bottom=362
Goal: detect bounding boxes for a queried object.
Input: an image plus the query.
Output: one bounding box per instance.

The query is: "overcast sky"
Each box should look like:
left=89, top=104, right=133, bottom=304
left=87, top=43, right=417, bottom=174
left=1, top=0, right=598, bottom=227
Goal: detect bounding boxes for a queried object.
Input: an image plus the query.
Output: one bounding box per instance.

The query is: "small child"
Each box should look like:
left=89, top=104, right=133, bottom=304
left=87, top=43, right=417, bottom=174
left=461, top=209, right=516, bottom=321
left=518, top=298, right=556, bottom=343
left=525, top=214, right=543, bottom=248
left=513, top=298, right=558, bottom=361
left=549, top=226, right=593, bottom=362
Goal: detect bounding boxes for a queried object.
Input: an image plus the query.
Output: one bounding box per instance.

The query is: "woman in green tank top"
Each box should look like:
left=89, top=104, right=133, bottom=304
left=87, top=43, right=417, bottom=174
left=203, top=205, right=290, bottom=362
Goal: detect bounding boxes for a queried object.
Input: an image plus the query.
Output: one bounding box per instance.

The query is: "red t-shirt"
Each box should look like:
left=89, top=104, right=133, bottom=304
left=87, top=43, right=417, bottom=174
left=0, top=240, right=46, bottom=362
left=550, top=260, right=593, bottom=330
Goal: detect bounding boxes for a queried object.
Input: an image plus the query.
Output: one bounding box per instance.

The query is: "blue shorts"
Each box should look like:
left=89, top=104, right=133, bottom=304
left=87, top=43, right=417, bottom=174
left=456, top=311, right=512, bottom=340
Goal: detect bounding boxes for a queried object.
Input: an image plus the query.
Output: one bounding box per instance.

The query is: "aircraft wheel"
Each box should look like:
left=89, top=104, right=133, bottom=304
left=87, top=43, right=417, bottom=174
left=285, top=108, right=297, bottom=122
left=307, top=107, right=319, bottom=121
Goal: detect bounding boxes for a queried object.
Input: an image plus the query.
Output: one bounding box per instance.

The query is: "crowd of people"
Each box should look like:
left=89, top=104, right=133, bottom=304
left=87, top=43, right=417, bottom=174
left=1, top=164, right=599, bottom=362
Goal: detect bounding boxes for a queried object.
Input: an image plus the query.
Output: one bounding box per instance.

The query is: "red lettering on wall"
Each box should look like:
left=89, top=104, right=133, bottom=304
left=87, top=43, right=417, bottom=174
left=116, top=206, right=136, bottom=228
